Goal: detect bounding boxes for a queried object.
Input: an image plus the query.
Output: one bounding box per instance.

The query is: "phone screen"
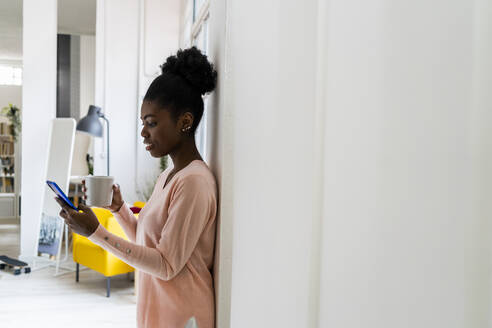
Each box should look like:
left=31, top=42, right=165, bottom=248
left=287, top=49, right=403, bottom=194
left=46, top=180, right=78, bottom=211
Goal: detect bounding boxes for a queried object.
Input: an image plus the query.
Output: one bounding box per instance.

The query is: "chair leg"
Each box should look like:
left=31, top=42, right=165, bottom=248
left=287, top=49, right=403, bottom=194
left=106, top=277, right=111, bottom=297
left=76, top=263, right=79, bottom=282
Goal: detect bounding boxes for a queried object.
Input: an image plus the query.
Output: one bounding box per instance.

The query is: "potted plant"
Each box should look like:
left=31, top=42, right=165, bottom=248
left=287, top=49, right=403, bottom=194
left=1, top=104, right=21, bottom=142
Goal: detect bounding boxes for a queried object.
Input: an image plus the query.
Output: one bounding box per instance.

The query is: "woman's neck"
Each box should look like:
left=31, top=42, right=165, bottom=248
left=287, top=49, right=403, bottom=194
left=169, top=137, right=203, bottom=172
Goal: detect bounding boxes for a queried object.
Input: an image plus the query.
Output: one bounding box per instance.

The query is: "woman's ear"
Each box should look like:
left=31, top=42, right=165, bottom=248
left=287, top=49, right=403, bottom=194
left=179, top=112, right=195, bottom=131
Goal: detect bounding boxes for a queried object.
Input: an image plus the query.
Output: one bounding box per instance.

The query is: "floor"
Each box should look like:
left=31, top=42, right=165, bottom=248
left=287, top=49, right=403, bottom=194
left=0, top=224, right=137, bottom=328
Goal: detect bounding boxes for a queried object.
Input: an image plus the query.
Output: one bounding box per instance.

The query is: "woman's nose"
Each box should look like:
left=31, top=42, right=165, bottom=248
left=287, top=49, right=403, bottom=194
left=141, top=127, right=148, bottom=138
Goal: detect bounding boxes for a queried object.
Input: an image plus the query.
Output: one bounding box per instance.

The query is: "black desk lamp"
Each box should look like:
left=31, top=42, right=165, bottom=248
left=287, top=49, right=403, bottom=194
left=76, top=105, right=110, bottom=176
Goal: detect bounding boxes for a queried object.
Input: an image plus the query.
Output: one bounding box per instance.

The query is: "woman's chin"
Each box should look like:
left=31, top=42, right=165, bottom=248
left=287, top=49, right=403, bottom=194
left=148, top=149, right=164, bottom=157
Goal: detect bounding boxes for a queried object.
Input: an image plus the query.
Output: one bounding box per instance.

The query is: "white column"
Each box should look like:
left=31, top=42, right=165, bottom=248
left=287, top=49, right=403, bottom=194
left=225, top=1, right=320, bottom=327
left=20, top=0, right=57, bottom=258
left=206, top=0, right=233, bottom=326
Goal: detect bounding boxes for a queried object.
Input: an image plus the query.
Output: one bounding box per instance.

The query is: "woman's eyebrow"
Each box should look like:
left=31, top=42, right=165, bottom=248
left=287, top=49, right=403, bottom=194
left=140, top=114, right=156, bottom=120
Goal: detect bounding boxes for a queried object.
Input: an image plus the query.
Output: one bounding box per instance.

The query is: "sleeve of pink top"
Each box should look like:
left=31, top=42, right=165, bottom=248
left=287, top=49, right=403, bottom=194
left=111, top=202, right=138, bottom=242
left=88, top=174, right=214, bottom=281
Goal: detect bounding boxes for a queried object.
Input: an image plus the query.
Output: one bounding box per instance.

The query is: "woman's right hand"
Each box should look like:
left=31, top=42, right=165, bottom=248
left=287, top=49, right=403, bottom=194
left=81, top=179, right=125, bottom=213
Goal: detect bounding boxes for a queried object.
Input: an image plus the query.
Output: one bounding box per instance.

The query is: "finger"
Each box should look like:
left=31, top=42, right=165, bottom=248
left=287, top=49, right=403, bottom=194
left=57, top=199, right=78, bottom=216
left=55, top=197, right=69, bottom=211
left=59, top=210, right=71, bottom=221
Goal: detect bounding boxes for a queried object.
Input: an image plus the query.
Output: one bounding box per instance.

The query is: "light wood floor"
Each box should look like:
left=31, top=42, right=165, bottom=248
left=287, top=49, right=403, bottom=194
left=0, top=224, right=137, bottom=327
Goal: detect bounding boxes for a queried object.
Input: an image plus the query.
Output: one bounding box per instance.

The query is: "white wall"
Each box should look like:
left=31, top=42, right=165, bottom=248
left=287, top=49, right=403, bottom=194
left=79, top=35, right=96, bottom=158
left=468, top=0, right=492, bottom=325
left=204, top=0, right=492, bottom=327
left=205, top=0, right=321, bottom=326
left=135, top=0, right=181, bottom=201
left=94, top=0, right=179, bottom=204
left=318, top=1, right=487, bottom=328
left=204, top=0, right=232, bottom=326
left=0, top=86, right=22, bottom=108
left=20, top=0, right=57, bottom=258
left=223, top=1, right=320, bottom=327
left=94, top=0, right=139, bottom=202
left=79, top=35, right=95, bottom=120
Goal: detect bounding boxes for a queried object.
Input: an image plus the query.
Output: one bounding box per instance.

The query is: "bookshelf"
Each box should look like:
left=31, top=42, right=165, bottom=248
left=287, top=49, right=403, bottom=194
left=0, top=116, right=20, bottom=221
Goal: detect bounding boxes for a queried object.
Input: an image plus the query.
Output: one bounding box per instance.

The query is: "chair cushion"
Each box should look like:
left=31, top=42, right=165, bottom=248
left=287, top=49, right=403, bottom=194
left=72, top=208, right=135, bottom=277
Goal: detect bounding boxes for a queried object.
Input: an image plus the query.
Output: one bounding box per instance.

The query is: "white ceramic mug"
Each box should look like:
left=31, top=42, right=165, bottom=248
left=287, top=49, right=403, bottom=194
left=84, top=176, right=114, bottom=207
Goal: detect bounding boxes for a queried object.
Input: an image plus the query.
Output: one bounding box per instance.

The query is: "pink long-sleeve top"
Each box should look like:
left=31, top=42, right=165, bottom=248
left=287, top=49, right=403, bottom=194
left=88, top=160, right=217, bottom=328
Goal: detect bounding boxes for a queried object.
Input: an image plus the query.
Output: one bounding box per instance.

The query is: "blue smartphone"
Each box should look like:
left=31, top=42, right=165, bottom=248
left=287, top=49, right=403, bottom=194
left=46, top=180, right=78, bottom=211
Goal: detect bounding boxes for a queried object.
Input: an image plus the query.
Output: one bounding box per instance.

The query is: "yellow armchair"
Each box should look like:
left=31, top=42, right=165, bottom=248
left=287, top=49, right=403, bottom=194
left=72, top=205, right=141, bottom=297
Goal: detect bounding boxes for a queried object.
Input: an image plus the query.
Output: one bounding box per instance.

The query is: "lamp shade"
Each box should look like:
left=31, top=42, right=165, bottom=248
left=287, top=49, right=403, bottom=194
left=76, top=105, right=103, bottom=137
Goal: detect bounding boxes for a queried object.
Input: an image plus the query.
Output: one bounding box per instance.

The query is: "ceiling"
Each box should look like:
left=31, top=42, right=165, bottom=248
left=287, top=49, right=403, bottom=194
left=0, top=0, right=22, bottom=61
left=0, top=0, right=96, bottom=61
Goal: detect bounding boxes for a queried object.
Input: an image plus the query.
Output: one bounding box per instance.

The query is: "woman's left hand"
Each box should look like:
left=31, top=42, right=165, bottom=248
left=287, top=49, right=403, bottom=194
left=54, top=197, right=100, bottom=237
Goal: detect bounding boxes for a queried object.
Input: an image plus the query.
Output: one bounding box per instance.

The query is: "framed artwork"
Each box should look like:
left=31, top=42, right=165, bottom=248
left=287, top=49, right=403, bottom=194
left=37, top=213, right=64, bottom=256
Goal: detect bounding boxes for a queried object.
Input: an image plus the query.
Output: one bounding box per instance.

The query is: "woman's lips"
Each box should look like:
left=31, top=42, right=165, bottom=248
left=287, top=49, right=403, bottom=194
left=145, top=143, right=154, bottom=151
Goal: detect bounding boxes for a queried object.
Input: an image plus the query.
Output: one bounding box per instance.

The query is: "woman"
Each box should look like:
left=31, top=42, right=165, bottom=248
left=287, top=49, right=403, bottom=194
left=55, top=47, right=218, bottom=328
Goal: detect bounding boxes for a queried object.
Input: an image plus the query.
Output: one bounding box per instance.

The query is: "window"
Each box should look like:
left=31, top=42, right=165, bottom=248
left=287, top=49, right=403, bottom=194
left=0, top=66, right=22, bottom=86
left=192, top=18, right=209, bottom=159
left=180, top=0, right=194, bottom=47
left=181, top=0, right=210, bottom=159
left=193, top=0, right=208, bottom=22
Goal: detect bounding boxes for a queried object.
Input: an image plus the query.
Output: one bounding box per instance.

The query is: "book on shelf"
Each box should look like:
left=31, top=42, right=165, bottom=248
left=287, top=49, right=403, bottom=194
left=0, top=177, right=14, bottom=193
left=0, top=123, right=12, bottom=135
left=0, top=119, right=16, bottom=194
left=0, top=142, right=14, bottom=156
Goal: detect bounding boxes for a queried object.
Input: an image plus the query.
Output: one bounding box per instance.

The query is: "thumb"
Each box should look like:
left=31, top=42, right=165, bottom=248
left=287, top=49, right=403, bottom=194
left=78, top=203, right=90, bottom=211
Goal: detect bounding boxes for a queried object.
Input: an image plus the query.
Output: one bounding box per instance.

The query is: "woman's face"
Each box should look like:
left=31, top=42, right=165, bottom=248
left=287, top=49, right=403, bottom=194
left=140, top=100, right=182, bottom=158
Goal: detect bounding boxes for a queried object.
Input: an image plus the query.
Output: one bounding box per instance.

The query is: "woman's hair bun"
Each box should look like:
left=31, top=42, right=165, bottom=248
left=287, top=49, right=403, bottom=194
left=161, top=47, right=217, bottom=96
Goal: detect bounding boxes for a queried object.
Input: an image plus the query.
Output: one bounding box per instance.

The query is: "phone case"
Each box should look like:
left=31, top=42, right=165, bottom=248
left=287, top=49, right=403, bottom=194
left=46, top=180, right=78, bottom=210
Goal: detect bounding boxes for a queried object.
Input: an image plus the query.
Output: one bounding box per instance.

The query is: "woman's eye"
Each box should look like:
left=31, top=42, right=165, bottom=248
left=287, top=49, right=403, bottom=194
left=141, top=122, right=156, bottom=127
